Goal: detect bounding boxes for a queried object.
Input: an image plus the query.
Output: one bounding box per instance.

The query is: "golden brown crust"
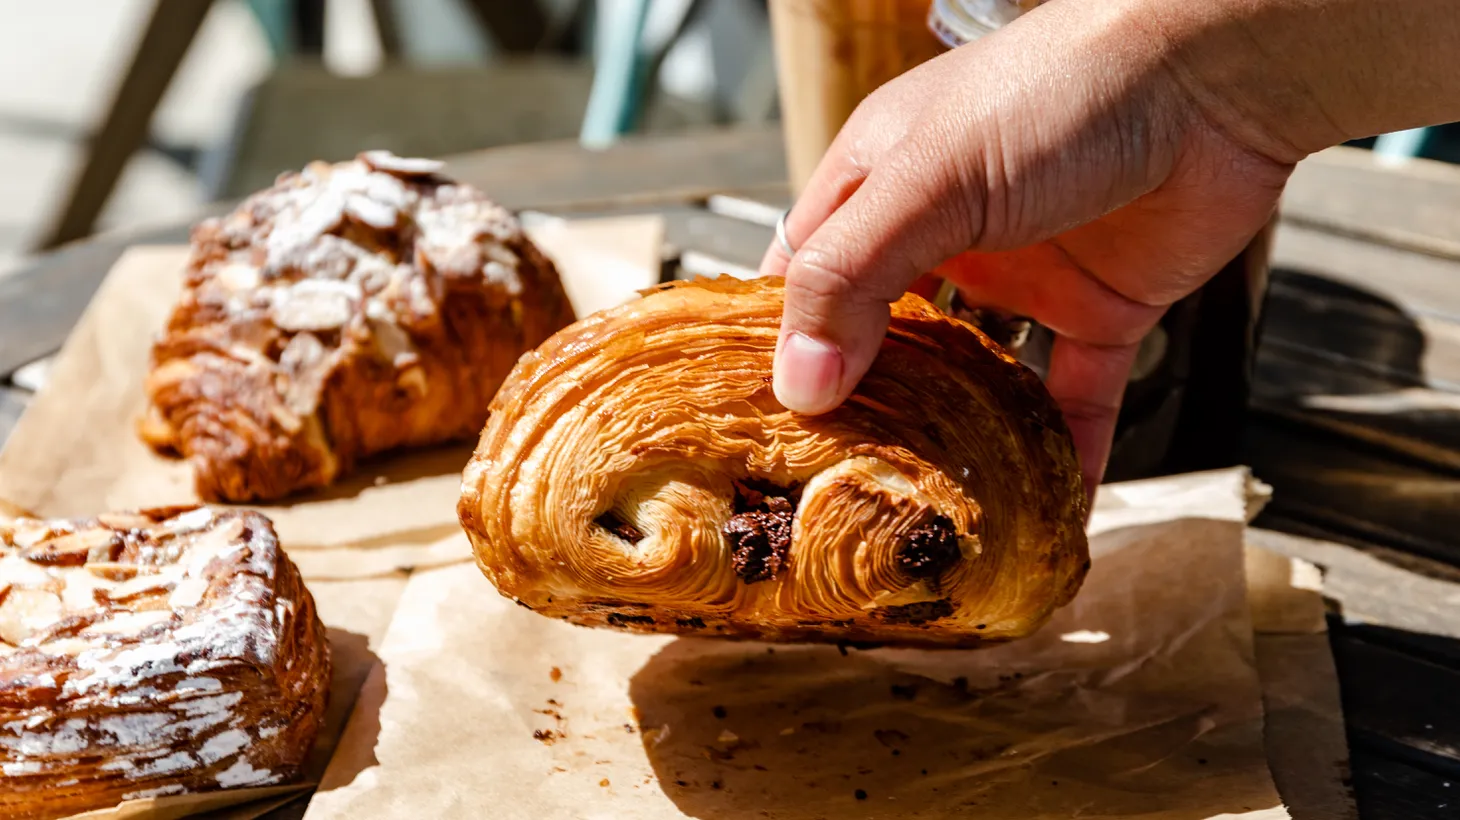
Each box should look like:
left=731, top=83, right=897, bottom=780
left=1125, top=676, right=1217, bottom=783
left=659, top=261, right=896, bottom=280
left=142, top=151, right=576, bottom=502
left=458, top=276, right=1089, bottom=648
left=0, top=507, right=329, bottom=820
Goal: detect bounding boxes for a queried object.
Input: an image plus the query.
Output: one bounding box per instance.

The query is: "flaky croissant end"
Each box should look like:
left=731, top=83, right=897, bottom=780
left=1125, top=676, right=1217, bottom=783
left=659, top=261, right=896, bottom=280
left=458, top=276, right=1089, bottom=648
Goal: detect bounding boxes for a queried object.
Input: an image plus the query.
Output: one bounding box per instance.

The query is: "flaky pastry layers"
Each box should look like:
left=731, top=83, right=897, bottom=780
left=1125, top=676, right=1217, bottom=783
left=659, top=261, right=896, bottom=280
left=0, top=507, right=329, bottom=820
left=141, top=151, right=576, bottom=502
left=459, top=276, right=1089, bottom=648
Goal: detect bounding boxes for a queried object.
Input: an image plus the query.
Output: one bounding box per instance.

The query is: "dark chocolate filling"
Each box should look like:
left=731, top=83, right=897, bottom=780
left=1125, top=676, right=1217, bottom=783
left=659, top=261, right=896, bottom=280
left=607, top=612, right=656, bottom=627
left=875, top=599, right=955, bottom=625
left=595, top=510, right=645, bottom=544
left=723, top=479, right=798, bottom=584
left=898, top=514, right=962, bottom=579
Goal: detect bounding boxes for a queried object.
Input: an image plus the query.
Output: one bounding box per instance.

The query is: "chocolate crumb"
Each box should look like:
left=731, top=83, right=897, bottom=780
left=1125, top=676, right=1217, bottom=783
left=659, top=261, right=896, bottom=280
left=952, top=676, right=969, bottom=695
left=876, top=599, right=955, bottom=625
left=855, top=789, right=868, bottom=801
left=550, top=667, right=562, bottom=682
left=892, top=749, right=901, bottom=756
left=596, top=510, right=645, bottom=543
left=676, top=616, right=706, bottom=629
left=711, top=781, right=723, bottom=790
left=676, top=780, right=688, bottom=787
left=976, top=624, right=987, bottom=630
left=889, top=684, right=918, bottom=701
left=533, top=729, right=558, bottom=744
left=899, top=515, right=962, bottom=578
left=1198, top=758, right=1208, bottom=765
left=607, top=612, right=655, bottom=627
left=724, top=511, right=792, bottom=583
left=921, top=769, right=928, bottom=776
left=712, top=705, right=727, bottom=719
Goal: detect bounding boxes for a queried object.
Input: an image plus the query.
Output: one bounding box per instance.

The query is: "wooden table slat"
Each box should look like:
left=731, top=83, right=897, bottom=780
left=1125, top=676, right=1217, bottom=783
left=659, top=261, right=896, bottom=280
left=1285, top=147, right=1460, bottom=255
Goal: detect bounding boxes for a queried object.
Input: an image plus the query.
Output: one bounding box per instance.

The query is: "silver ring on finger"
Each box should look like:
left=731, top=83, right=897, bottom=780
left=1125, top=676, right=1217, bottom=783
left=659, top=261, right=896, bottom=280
left=775, top=209, right=797, bottom=258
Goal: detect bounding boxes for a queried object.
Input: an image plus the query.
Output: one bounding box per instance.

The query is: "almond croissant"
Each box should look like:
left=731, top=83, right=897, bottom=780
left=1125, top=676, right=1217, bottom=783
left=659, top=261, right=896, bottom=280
left=141, top=151, right=576, bottom=502
left=458, top=276, right=1089, bottom=648
left=0, top=507, right=328, bottom=819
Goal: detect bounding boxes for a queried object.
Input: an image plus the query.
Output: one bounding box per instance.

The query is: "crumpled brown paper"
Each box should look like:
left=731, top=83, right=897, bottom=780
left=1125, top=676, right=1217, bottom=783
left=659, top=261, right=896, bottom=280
left=303, top=468, right=1296, bottom=820
left=0, top=213, right=665, bottom=580
left=0, top=215, right=664, bottom=820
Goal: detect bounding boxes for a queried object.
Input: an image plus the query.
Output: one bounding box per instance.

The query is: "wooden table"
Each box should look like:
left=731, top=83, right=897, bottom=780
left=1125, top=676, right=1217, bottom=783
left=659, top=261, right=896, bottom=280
left=4, top=127, right=1460, bottom=819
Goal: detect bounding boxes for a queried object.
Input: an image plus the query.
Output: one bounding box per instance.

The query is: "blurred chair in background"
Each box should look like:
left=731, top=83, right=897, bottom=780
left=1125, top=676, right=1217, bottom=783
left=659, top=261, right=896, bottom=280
left=36, top=0, right=776, bottom=249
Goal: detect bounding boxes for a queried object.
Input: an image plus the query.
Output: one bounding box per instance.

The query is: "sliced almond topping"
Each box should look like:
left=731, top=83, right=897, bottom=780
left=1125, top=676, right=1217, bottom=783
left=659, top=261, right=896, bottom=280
left=0, top=554, right=53, bottom=587
left=25, top=529, right=122, bottom=566
left=10, top=521, right=58, bottom=550
left=96, top=513, right=156, bottom=531
left=61, top=571, right=115, bottom=612
left=183, top=517, right=247, bottom=578
left=368, top=311, right=418, bottom=369
left=278, top=332, right=332, bottom=417
left=103, top=574, right=174, bottom=603
left=359, top=151, right=445, bottom=176
left=271, top=280, right=358, bottom=332
left=39, top=637, right=93, bottom=656
left=214, top=262, right=263, bottom=293
left=268, top=189, right=346, bottom=260
left=84, top=609, right=174, bottom=637
left=344, top=194, right=399, bottom=230
left=0, top=588, right=63, bottom=645
left=169, top=577, right=209, bottom=610
left=85, top=563, right=143, bottom=582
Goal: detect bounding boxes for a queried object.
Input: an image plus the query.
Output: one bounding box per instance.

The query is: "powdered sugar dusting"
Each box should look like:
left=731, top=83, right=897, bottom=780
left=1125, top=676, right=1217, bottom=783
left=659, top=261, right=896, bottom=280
left=216, top=758, right=275, bottom=788
left=0, top=507, right=315, bottom=814
left=123, top=783, right=188, bottom=800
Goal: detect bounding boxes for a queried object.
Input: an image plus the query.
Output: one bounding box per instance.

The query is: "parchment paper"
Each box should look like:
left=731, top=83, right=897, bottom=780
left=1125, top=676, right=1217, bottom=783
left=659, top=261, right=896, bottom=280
left=0, top=216, right=663, bottom=819
left=1244, top=547, right=1356, bottom=819
left=304, top=468, right=1296, bottom=820
left=0, top=213, right=664, bottom=578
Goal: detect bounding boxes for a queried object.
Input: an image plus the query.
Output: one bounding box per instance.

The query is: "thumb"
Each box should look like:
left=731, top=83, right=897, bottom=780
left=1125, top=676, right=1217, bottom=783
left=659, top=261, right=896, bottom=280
left=774, top=157, right=978, bottom=414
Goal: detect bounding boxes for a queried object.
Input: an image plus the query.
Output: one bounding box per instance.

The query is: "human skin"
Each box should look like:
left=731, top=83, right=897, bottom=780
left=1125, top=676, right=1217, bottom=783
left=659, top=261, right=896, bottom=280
left=761, top=0, right=1460, bottom=499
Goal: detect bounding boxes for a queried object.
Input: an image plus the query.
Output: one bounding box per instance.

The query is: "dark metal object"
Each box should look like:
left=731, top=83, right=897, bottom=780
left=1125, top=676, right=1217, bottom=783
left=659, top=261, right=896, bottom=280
left=34, top=0, right=216, bottom=250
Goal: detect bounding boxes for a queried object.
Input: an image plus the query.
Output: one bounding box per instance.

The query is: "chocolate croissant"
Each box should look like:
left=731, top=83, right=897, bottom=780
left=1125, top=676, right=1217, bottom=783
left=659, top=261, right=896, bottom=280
left=458, top=276, right=1089, bottom=647
left=141, top=151, right=576, bottom=502
left=0, top=507, right=329, bottom=819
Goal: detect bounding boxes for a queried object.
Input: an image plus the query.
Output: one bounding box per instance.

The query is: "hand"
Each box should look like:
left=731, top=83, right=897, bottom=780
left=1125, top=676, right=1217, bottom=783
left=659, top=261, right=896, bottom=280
left=762, top=0, right=1298, bottom=498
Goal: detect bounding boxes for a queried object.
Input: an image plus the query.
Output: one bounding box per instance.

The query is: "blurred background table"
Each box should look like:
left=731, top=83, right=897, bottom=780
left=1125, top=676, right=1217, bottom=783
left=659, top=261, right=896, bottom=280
left=4, top=127, right=1460, bottom=820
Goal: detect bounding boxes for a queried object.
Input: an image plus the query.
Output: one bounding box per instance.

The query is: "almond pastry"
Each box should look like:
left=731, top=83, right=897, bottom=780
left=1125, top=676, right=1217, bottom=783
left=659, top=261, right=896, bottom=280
left=141, top=151, right=577, bottom=502
left=0, top=507, right=329, bottom=819
left=459, top=276, right=1089, bottom=647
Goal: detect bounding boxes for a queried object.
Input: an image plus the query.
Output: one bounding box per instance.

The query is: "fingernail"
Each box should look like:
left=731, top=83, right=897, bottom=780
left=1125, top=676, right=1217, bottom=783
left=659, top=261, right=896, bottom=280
left=774, top=331, right=843, bottom=413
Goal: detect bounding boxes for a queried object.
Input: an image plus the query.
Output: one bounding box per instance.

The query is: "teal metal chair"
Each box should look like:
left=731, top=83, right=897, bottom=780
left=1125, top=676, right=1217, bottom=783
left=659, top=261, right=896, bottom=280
left=1372, top=127, right=1432, bottom=162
